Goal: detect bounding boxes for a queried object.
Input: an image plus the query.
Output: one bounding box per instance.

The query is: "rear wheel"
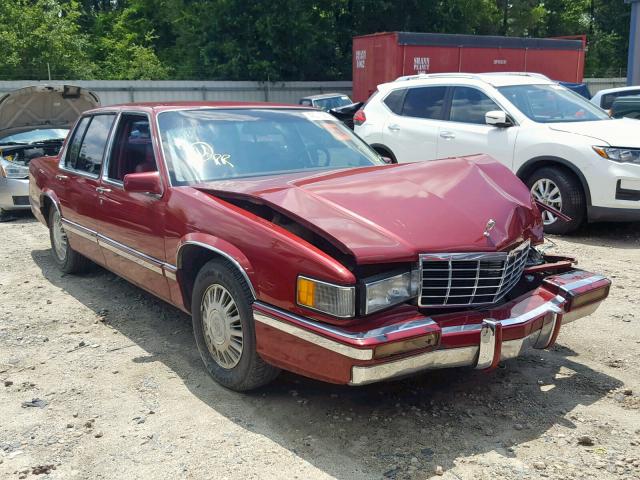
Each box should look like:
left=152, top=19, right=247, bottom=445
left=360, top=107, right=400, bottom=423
left=527, top=167, right=585, bottom=234
left=191, top=259, right=280, bottom=391
left=48, top=208, right=92, bottom=273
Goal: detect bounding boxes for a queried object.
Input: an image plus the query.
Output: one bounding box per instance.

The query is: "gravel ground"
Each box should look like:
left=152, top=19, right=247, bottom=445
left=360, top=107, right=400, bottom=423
left=1, top=213, right=639, bottom=480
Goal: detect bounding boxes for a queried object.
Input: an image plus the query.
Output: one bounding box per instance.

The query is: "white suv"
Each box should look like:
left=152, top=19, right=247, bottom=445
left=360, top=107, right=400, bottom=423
left=355, top=73, right=640, bottom=234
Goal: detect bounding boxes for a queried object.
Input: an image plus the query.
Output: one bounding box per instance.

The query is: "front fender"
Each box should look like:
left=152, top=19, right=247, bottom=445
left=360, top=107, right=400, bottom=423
left=175, top=232, right=257, bottom=298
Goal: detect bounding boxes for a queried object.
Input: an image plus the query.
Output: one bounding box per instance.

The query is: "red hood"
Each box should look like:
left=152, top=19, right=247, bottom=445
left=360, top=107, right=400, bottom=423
left=195, top=155, right=543, bottom=263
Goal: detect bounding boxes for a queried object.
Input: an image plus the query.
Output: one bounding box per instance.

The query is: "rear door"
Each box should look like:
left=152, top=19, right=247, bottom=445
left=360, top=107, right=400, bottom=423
left=436, top=86, right=518, bottom=168
left=382, top=86, right=447, bottom=163
left=57, top=113, right=117, bottom=264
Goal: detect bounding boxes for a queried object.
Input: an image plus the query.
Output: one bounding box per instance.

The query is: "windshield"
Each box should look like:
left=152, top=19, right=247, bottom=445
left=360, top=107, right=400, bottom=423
left=0, top=128, right=68, bottom=144
left=313, top=96, right=352, bottom=111
left=498, top=84, right=610, bottom=123
left=158, top=108, right=384, bottom=185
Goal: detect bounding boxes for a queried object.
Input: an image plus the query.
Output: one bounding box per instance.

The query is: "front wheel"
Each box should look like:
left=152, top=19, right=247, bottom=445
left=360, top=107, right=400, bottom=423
left=527, top=167, right=585, bottom=235
left=191, top=259, right=280, bottom=391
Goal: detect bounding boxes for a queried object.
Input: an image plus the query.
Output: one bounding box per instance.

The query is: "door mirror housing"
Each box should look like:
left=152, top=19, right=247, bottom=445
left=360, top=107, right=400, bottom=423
left=123, top=171, right=163, bottom=196
left=485, top=110, right=513, bottom=128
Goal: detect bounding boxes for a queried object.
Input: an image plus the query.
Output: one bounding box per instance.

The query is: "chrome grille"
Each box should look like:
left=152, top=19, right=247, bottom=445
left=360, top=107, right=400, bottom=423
left=419, top=241, right=530, bottom=307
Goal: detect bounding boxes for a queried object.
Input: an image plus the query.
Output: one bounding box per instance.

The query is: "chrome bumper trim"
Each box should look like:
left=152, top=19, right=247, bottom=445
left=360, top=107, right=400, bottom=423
left=254, top=312, right=374, bottom=360
left=561, top=301, right=602, bottom=324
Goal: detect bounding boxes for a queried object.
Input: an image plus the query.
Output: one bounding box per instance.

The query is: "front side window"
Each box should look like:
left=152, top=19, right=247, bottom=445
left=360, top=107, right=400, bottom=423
left=499, top=84, right=610, bottom=123
left=157, top=109, right=384, bottom=185
left=66, top=114, right=116, bottom=175
left=401, top=86, right=447, bottom=120
left=449, top=87, right=501, bottom=124
left=107, top=114, right=157, bottom=182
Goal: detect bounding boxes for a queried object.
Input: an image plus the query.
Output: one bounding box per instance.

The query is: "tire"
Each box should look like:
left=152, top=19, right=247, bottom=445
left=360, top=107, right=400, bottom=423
left=191, top=259, right=280, bottom=391
left=48, top=208, right=92, bottom=273
left=527, top=166, right=585, bottom=235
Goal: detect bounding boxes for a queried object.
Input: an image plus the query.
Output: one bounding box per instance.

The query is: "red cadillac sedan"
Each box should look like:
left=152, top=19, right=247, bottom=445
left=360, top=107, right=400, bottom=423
left=29, top=102, right=610, bottom=391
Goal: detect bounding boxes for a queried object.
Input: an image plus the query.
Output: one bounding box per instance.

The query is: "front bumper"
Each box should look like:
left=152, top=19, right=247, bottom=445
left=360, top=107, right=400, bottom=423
left=253, top=270, right=610, bottom=385
left=0, top=177, right=30, bottom=211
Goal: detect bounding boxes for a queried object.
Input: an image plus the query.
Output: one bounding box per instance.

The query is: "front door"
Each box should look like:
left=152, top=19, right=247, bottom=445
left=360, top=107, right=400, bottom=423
left=94, top=113, right=171, bottom=301
left=57, top=113, right=117, bottom=264
left=435, top=86, right=518, bottom=167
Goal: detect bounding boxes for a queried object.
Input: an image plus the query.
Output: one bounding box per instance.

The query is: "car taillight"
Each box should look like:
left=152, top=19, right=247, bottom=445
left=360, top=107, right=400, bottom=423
left=353, top=109, right=366, bottom=126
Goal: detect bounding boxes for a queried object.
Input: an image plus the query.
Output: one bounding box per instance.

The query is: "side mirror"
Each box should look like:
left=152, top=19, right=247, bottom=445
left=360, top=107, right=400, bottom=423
left=485, top=110, right=513, bottom=128
left=123, top=171, right=163, bottom=196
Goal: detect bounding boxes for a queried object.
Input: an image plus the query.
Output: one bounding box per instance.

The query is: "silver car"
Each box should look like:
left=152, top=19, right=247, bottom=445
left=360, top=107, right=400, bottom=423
left=0, top=85, right=99, bottom=221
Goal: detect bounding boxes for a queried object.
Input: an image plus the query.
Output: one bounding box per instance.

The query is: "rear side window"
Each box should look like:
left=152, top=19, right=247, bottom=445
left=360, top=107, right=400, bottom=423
left=402, top=87, right=447, bottom=119
left=449, top=87, right=500, bottom=124
left=383, top=89, right=405, bottom=114
left=67, top=114, right=116, bottom=176
left=65, top=117, right=91, bottom=169
left=601, top=90, right=640, bottom=109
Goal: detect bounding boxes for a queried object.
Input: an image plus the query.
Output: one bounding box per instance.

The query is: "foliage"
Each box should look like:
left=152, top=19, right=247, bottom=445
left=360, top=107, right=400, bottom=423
left=0, top=0, right=632, bottom=80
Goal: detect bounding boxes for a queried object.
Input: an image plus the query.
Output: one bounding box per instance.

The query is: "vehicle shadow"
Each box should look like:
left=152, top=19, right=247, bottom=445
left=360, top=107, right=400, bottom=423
left=0, top=210, right=37, bottom=224
left=31, top=248, right=622, bottom=479
left=549, top=221, right=640, bottom=250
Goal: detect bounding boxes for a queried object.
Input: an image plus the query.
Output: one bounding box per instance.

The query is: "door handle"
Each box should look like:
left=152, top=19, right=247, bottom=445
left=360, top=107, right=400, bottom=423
left=55, top=174, right=69, bottom=181
left=440, top=131, right=456, bottom=139
left=95, top=187, right=112, bottom=194
left=387, top=124, right=401, bottom=131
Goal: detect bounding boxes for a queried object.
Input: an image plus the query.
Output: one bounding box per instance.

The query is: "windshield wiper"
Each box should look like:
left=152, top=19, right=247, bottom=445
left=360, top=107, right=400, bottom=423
left=0, top=141, right=29, bottom=146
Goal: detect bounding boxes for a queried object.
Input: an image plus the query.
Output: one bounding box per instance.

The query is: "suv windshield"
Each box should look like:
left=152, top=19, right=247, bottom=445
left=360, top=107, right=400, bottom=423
left=0, top=128, right=68, bottom=145
left=158, top=108, right=384, bottom=185
left=498, top=84, right=609, bottom=123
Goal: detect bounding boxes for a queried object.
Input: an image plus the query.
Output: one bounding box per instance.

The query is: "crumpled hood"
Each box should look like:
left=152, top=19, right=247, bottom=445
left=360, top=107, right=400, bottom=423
left=196, top=155, right=543, bottom=263
left=548, top=118, right=640, bottom=147
left=0, top=85, right=100, bottom=136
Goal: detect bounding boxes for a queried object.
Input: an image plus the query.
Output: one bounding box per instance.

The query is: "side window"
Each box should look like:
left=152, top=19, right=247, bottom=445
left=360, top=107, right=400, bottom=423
left=602, top=90, right=640, bottom=110
left=300, top=99, right=312, bottom=106
left=449, top=87, right=501, bottom=125
left=383, top=89, right=405, bottom=114
left=107, top=114, right=157, bottom=182
left=68, top=115, right=116, bottom=175
left=402, top=87, right=447, bottom=119
left=65, top=117, right=91, bottom=169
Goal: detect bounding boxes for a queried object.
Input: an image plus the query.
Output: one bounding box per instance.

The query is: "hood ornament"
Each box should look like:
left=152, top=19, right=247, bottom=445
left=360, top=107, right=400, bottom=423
left=483, top=219, right=496, bottom=237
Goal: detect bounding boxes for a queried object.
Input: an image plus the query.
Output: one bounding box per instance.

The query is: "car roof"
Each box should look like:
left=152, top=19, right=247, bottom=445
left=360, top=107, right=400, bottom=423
left=380, top=72, right=555, bottom=91
left=592, top=85, right=640, bottom=99
left=300, top=93, right=350, bottom=100
left=81, top=101, right=314, bottom=115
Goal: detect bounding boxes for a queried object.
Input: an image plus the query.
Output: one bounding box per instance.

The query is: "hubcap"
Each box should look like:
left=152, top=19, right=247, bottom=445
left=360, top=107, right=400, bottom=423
left=201, top=284, right=243, bottom=369
left=531, top=178, right=562, bottom=226
left=52, top=211, right=68, bottom=261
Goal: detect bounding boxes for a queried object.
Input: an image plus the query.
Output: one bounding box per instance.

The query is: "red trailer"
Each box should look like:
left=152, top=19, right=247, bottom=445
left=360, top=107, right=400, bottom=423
left=352, top=32, right=586, bottom=102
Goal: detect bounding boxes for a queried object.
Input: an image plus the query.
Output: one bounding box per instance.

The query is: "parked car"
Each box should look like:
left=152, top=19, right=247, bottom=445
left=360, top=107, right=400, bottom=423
left=30, top=102, right=610, bottom=391
left=299, top=93, right=353, bottom=111
left=610, top=95, right=640, bottom=119
left=355, top=73, right=640, bottom=234
left=590, top=85, right=640, bottom=112
left=0, top=85, right=99, bottom=221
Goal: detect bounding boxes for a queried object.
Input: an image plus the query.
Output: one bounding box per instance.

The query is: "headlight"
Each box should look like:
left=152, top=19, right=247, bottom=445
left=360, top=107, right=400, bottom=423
left=593, top=146, right=640, bottom=164
left=0, top=156, right=29, bottom=179
left=297, top=276, right=355, bottom=318
left=364, top=269, right=420, bottom=315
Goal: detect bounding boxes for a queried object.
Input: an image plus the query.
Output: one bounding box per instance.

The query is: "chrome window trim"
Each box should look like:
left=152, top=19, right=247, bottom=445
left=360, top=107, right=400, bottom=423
left=176, top=240, right=257, bottom=299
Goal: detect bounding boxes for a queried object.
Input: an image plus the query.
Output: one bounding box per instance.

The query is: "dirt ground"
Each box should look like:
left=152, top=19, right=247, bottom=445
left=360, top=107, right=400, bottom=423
left=1, top=212, right=639, bottom=480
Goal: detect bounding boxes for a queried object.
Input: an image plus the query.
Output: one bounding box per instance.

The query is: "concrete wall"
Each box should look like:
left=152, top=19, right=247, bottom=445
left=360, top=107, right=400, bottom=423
left=583, top=77, right=627, bottom=95
left=0, top=80, right=353, bottom=106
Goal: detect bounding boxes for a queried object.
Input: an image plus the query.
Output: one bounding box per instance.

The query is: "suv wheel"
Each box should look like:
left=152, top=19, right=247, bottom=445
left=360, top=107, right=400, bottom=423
left=48, top=208, right=92, bottom=273
left=527, top=167, right=585, bottom=234
left=191, top=259, right=280, bottom=391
